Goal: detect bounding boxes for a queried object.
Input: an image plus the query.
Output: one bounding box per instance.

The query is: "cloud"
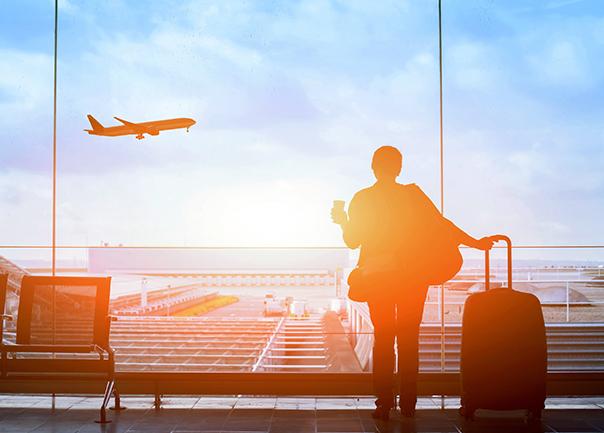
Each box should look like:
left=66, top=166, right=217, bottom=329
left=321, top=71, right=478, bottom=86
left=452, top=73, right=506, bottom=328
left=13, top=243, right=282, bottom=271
left=0, top=49, right=53, bottom=114
left=527, top=40, right=594, bottom=89
left=57, top=0, right=77, bottom=13
left=448, top=41, right=499, bottom=92
left=0, top=171, right=52, bottom=245
left=0, top=49, right=54, bottom=172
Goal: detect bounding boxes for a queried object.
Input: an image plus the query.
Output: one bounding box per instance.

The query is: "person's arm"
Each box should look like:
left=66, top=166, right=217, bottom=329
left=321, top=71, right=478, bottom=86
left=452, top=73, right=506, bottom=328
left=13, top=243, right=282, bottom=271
left=331, top=193, right=362, bottom=249
left=443, top=218, right=494, bottom=250
left=412, top=184, right=494, bottom=251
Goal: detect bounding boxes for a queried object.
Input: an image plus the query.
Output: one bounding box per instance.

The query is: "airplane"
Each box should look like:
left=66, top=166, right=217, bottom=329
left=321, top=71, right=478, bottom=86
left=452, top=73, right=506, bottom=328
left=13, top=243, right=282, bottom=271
left=84, top=115, right=196, bottom=140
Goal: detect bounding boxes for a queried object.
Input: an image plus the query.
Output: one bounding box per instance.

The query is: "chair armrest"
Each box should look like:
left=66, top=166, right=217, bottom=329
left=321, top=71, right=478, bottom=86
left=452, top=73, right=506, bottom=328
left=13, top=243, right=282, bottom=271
left=91, top=344, right=111, bottom=355
left=0, top=344, right=103, bottom=354
left=1, top=314, right=13, bottom=321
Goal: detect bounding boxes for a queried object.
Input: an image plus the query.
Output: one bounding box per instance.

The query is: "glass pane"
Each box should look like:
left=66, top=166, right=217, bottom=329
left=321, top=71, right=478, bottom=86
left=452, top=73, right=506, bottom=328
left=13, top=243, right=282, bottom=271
left=0, top=2, right=54, bottom=247
left=441, top=1, right=604, bottom=246
left=52, top=0, right=440, bottom=374
left=441, top=0, right=604, bottom=373
left=55, top=2, right=440, bottom=247
left=101, top=247, right=349, bottom=372
left=2, top=244, right=604, bottom=372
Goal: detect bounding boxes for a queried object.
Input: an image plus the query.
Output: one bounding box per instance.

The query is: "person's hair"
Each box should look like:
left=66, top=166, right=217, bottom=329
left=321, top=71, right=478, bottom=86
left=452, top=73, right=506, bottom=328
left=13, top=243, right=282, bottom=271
left=371, top=146, right=402, bottom=177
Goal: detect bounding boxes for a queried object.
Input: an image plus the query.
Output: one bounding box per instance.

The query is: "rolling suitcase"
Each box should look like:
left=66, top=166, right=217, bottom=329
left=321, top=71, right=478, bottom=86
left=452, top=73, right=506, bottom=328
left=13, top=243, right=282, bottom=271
left=460, top=235, right=547, bottom=420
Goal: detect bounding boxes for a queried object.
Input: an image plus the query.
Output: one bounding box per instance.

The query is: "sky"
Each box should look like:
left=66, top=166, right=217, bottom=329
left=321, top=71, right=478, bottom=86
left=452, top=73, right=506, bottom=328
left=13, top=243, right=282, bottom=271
left=0, top=0, right=603, bottom=255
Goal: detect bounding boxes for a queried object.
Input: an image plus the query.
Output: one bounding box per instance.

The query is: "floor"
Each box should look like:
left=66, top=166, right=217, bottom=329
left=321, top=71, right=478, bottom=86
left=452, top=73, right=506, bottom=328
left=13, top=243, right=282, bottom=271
left=0, top=396, right=603, bottom=433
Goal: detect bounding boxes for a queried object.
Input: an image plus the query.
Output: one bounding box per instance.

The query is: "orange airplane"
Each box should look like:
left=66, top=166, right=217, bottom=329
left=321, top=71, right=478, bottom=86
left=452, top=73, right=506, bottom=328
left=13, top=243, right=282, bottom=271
left=85, top=115, right=196, bottom=140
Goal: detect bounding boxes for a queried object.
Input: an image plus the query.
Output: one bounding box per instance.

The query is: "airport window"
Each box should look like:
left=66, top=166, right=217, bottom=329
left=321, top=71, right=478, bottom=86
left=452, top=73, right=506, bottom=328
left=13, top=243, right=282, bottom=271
left=0, top=0, right=603, bottom=377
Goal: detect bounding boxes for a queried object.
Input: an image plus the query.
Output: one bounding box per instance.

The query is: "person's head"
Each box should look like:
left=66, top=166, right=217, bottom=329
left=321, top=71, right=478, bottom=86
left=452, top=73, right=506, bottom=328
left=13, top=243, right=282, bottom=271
left=371, top=146, right=402, bottom=182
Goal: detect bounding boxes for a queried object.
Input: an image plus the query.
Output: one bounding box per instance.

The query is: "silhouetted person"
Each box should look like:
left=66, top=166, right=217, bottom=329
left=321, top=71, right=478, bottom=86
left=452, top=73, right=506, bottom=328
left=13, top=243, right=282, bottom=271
left=331, top=146, right=493, bottom=419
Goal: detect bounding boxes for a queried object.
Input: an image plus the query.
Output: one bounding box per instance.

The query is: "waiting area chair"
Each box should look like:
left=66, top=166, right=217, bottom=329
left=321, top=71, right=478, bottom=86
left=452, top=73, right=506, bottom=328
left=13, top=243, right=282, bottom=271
left=0, top=275, right=121, bottom=423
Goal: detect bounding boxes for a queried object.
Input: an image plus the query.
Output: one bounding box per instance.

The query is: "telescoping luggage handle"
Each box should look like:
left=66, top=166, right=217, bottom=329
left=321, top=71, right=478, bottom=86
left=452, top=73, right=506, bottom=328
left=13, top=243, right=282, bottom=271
left=485, top=235, right=512, bottom=290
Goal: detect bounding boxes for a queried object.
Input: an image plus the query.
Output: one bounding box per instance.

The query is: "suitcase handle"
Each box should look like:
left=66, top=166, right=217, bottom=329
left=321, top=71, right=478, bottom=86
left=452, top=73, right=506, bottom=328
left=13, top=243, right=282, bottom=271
left=485, top=235, right=512, bottom=290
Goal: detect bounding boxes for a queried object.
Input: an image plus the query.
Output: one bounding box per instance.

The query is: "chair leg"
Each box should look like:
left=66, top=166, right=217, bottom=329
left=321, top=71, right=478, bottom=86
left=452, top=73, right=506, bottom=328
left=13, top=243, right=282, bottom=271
left=95, top=380, right=114, bottom=424
left=110, top=387, right=126, bottom=411
left=154, top=393, right=162, bottom=410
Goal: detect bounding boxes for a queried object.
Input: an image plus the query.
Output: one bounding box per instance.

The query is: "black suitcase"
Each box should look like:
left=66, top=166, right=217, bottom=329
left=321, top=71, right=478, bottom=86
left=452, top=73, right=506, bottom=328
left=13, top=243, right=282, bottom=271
left=460, top=235, right=547, bottom=420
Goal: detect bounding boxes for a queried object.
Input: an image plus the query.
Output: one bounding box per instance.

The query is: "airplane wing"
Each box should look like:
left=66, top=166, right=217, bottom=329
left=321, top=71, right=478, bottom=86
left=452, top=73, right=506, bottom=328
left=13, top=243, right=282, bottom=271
left=114, top=117, right=137, bottom=127
left=114, top=116, right=160, bottom=137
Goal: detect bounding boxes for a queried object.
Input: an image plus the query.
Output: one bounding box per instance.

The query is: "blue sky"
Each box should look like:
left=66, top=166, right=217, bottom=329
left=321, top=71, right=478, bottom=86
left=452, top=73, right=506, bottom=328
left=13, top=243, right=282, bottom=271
left=0, top=0, right=603, bottom=252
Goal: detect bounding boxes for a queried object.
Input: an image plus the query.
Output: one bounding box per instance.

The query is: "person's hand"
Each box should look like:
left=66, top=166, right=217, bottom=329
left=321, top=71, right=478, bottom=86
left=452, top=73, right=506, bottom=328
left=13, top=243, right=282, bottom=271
left=475, top=236, right=495, bottom=251
left=331, top=206, right=348, bottom=225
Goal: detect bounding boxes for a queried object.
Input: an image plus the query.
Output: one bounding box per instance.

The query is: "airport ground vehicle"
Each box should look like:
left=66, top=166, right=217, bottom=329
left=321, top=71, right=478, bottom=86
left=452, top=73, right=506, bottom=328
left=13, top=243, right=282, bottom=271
left=263, top=293, right=285, bottom=317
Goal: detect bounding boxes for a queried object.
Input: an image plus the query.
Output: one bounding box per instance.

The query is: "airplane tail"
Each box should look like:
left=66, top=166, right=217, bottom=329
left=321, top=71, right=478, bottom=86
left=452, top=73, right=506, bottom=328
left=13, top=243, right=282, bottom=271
left=86, top=114, right=104, bottom=131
